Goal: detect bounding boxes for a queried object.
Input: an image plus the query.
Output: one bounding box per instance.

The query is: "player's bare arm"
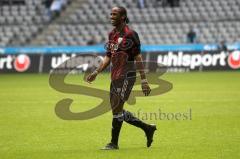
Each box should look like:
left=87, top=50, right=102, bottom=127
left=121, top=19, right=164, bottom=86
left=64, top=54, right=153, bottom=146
left=135, top=54, right=151, bottom=96
left=86, top=56, right=110, bottom=83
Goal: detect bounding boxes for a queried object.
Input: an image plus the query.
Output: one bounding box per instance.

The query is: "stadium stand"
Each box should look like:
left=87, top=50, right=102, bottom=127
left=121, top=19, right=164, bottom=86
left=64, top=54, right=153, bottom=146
left=0, top=0, right=51, bottom=46
left=0, top=0, right=240, bottom=46
left=0, top=0, right=71, bottom=46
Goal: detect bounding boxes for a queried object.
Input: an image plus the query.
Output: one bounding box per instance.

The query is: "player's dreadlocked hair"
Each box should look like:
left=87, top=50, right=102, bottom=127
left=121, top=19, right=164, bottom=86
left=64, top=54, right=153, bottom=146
left=117, top=6, right=130, bottom=24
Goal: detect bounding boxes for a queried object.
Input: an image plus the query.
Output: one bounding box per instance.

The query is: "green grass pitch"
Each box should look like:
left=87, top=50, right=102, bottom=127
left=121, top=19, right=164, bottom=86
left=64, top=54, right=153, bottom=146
left=0, top=72, right=240, bottom=159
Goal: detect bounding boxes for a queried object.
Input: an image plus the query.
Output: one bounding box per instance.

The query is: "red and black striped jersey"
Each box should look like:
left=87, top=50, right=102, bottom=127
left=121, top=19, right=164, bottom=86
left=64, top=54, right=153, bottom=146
left=106, top=25, right=141, bottom=80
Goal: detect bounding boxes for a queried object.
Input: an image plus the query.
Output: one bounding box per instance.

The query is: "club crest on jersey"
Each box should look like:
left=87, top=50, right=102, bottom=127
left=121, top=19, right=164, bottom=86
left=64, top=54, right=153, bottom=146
left=104, top=38, right=135, bottom=53
left=117, top=37, right=123, bottom=44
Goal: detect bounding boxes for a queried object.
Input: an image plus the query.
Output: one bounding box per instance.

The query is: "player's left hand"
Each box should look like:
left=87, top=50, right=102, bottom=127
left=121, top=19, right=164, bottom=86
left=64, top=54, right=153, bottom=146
left=141, top=81, right=151, bottom=96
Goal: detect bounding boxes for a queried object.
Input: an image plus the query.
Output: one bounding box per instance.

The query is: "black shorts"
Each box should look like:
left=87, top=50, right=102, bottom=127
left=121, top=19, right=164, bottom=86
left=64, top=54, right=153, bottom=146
left=110, top=77, right=136, bottom=102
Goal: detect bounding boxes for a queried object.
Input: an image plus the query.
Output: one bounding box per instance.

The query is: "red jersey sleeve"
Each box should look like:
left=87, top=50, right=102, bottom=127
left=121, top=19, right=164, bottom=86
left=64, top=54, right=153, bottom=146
left=131, top=31, right=141, bottom=57
left=106, top=32, right=112, bottom=58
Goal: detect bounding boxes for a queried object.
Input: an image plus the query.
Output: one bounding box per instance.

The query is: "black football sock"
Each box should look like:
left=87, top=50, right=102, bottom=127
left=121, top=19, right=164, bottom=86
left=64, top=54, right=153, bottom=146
left=123, top=110, right=148, bottom=132
left=111, top=112, right=123, bottom=146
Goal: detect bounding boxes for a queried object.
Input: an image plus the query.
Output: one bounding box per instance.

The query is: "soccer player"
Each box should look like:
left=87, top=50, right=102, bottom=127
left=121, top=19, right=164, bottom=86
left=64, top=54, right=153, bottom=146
left=87, top=6, right=156, bottom=150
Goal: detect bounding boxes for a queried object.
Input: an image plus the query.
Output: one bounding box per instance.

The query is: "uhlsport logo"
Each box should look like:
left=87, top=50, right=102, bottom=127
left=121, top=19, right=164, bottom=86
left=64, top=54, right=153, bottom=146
left=157, top=51, right=240, bottom=70
left=228, top=50, right=240, bottom=69
left=14, top=54, right=31, bottom=72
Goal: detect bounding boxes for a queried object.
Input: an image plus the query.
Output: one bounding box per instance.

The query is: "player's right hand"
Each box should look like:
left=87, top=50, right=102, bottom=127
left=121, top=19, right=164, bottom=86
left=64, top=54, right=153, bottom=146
left=86, top=71, right=98, bottom=83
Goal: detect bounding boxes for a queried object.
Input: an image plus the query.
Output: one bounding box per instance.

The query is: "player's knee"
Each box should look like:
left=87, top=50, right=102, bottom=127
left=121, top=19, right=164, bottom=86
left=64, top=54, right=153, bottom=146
left=112, top=107, right=123, bottom=115
left=112, top=112, right=124, bottom=122
left=123, top=110, right=133, bottom=121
